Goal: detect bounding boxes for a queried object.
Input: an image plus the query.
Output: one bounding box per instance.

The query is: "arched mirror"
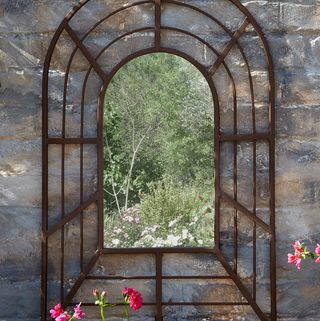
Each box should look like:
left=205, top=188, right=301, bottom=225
left=42, top=1, right=276, bottom=320
left=103, top=53, right=215, bottom=248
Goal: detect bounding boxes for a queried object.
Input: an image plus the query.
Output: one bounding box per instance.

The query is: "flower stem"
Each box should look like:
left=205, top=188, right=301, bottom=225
left=100, top=305, right=106, bottom=321
left=125, top=305, right=130, bottom=321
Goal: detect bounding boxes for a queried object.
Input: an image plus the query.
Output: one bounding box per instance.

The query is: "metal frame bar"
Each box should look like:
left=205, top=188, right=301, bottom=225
left=208, top=18, right=250, bottom=76
left=45, top=194, right=98, bottom=237
left=75, top=301, right=250, bottom=307
left=47, top=138, right=98, bottom=144
left=155, top=0, right=162, bottom=48
left=156, top=252, right=163, bottom=320
left=42, top=0, right=276, bottom=320
left=64, top=23, right=108, bottom=82
left=220, top=192, right=272, bottom=233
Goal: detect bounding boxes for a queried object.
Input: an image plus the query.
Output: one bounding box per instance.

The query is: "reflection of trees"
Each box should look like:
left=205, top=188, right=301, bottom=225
left=103, top=53, right=214, bottom=222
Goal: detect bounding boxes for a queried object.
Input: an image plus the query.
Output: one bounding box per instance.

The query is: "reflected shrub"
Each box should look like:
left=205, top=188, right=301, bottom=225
left=104, top=178, right=214, bottom=248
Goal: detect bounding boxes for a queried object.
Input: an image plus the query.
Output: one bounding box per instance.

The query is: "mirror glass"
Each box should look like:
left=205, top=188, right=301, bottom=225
left=103, top=53, right=214, bottom=248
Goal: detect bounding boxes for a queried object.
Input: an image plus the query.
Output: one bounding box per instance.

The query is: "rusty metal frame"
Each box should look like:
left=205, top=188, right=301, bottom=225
left=42, top=0, right=276, bottom=320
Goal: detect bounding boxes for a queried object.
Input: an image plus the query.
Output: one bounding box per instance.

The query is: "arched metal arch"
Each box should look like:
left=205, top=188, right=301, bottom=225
left=42, top=0, right=276, bottom=320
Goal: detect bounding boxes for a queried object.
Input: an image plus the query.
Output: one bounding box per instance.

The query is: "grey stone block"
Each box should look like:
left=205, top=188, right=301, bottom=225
left=0, top=207, right=41, bottom=280
left=277, top=105, right=320, bottom=139
left=0, top=1, right=75, bottom=34
left=0, top=279, right=40, bottom=319
left=280, top=3, right=320, bottom=32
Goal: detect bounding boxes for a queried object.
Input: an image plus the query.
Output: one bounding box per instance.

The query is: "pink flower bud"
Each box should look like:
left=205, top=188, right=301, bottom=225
left=100, top=291, right=107, bottom=304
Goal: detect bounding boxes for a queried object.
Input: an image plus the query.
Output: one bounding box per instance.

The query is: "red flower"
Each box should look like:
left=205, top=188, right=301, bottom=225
left=122, top=287, right=143, bottom=311
left=129, top=292, right=143, bottom=311
left=73, top=304, right=86, bottom=320
left=50, top=304, right=64, bottom=319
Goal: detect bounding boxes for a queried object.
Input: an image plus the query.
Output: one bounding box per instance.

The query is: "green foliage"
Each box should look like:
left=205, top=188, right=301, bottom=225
left=138, top=178, right=214, bottom=246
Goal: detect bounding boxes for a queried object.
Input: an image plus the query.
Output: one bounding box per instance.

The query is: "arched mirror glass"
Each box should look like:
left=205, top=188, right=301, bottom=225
left=103, top=53, right=215, bottom=248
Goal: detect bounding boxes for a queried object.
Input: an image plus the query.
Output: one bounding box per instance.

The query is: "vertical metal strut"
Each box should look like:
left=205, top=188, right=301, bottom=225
left=155, top=0, right=161, bottom=48
left=156, top=252, right=163, bottom=321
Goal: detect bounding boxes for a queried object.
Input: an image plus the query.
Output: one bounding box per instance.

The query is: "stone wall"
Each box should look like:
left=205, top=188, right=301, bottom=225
left=1, top=0, right=320, bottom=320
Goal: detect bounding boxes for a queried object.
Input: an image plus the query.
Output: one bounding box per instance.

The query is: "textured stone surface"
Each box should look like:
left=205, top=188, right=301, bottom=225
left=0, top=0, right=320, bottom=320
